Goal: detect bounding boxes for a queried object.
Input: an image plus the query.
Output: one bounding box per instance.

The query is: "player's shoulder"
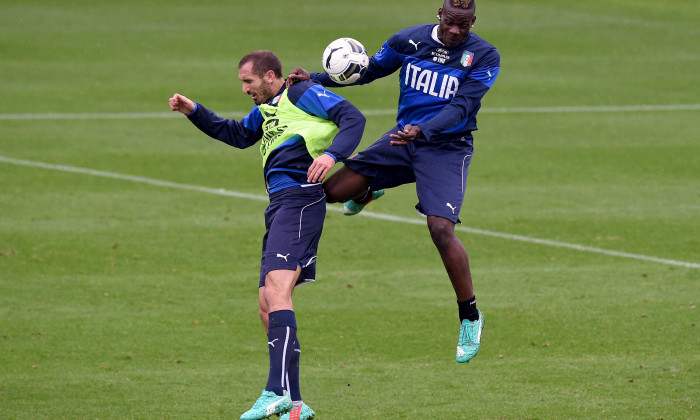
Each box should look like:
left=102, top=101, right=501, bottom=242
left=286, top=79, right=322, bottom=103
left=287, top=80, right=345, bottom=109
left=467, top=33, right=499, bottom=56
left=387, top=24, right=434, bottom=49
left=465, top=32, right=500, bottom=66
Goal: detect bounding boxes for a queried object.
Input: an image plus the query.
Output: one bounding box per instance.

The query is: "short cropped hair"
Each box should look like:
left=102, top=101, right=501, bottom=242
left=238, top=50, right=283, bottom=79
left=446, top=0, right=475, bottom=10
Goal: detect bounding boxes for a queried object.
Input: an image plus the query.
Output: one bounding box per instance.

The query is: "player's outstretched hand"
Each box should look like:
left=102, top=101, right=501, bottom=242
left=390, top=124, right=423, bottom=146
left=286, top=67, right=311, bottom=87
left=169, top=93, right=195, bottom=115
left=307, top=153, right=336, bottom=183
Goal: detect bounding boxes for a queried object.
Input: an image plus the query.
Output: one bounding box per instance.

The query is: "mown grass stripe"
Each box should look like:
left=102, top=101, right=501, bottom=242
left=2, top=155, right=697, bottom=269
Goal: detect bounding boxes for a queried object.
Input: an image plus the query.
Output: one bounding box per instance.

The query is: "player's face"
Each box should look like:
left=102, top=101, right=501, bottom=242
left=239, top=61, right=275, bottom=105
left=437, top=6, right=476, bottom=48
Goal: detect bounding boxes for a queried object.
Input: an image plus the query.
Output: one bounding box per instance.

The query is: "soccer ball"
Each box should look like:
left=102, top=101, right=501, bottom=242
left=321, top=38, right=369, bottom=85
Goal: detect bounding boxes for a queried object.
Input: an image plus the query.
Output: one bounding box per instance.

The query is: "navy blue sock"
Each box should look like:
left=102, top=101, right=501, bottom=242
left=265, top=310, right=297, bottom=396
left=286, top=338, right=302, bottom=402
left=458, top=296, right=479, bottom=322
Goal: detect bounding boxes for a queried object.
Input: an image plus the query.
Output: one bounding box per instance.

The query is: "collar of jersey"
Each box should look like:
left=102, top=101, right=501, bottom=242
left=431, top=25, right=443, bottom=45
left=265, top=86, right=287, bottom=106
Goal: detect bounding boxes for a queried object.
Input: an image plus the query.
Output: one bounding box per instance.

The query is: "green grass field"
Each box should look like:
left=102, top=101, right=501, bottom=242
left=1, top=0, right=698, bottom=418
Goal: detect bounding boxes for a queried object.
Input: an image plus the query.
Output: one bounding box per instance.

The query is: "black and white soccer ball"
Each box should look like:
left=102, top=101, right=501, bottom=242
left=322, top=38, right=369, bottom=85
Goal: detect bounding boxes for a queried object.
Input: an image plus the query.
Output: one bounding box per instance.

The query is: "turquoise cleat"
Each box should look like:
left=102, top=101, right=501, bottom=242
left=280, top=403, right=316, bottom=420
left=240, top=390, right=292, bottom=420
left=343, top=190, right=385, bottom=216
left=456, top=310, right=484, bottom=363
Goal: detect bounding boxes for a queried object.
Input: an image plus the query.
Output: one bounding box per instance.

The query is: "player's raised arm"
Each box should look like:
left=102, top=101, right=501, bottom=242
left=169, top=92, right=261, bottom=150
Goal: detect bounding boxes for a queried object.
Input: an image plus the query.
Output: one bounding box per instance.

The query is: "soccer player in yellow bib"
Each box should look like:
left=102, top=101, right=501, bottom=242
left=170, top=50, right=365, bottom=420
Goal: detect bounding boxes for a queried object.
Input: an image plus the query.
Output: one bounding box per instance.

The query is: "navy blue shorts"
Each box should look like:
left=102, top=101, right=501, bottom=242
left=344, top=125, right=474, bottom=223
left=259, top=184, right=326, bottom=288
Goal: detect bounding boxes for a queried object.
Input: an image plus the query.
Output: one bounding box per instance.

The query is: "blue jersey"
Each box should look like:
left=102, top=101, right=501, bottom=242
left=312, top=25, right=500, bottom=143
left=186, top=80, right=365, bottom=192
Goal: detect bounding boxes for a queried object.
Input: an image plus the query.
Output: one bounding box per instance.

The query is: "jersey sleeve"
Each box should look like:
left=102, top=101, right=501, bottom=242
left=310, top=35, right=404, bottom=87
left=418, top=48, right=500, bottom=141
left=357, top=40, right=404, bottom=84
left=186, top=103, right=262, bottom=149
left=288, top=81, right=365, bottom=162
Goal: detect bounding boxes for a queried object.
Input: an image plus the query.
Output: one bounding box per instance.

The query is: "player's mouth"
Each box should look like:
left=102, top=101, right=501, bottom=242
left=444, top=36, right=463, bottom=48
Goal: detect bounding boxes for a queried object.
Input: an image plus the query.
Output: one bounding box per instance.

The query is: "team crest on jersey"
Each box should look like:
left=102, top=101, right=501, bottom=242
left=461, top=51, right=474, bottom=67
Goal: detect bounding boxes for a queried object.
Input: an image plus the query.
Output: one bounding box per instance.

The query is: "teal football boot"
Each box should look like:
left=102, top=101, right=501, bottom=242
left=343, top=189, right=385, bottom=215
left=456, top=310, right=484, bottom=363
left=240, top=390, right=292, bottom=420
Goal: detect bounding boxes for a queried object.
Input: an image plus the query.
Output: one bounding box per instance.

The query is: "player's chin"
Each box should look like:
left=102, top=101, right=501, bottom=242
left=444, top=36, right=467, bottom=48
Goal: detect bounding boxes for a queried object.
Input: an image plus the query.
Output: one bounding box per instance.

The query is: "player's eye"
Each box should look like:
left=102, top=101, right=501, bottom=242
left=444, top=20, right=469, bottom=30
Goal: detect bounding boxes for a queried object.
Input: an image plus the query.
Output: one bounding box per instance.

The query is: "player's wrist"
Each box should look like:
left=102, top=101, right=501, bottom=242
left=186, top=103, right=198, bottom=116
left=323, top=151, right=338, bottom=163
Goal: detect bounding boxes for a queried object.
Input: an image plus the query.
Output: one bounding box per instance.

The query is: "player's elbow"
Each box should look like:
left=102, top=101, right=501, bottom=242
left=356, top=112, right=366, bottom=131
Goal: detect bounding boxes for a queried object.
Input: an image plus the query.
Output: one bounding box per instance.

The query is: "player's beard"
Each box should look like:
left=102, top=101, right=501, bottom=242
left=253, top=83, right=277, bottom=105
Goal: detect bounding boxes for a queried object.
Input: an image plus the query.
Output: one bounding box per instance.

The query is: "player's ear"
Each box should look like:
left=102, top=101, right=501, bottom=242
left=264, top=69, right=276, bottom=83
left=437, top=7, right=443, bottom=20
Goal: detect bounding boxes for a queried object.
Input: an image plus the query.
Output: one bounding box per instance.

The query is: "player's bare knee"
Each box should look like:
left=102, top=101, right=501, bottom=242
left=262, top=283, right=278, bottom=303
left=427, top=216, right=456, bottom=248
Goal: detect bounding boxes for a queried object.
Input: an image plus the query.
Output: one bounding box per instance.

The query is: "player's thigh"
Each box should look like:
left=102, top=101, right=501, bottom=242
left=323, top=165, right=371, bottom=203
left=344, top=126, right=416, bottom=190
left=265, top=268, right=301, bottom=294
left=413, top=142, right=474, bottom=223
left=259, top=186, right=326, bottom=287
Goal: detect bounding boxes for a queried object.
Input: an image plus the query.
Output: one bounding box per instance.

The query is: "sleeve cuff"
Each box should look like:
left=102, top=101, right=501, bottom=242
left=324, top=151, right=338, bottom=162
left=187, top=103, right=198, bottom=116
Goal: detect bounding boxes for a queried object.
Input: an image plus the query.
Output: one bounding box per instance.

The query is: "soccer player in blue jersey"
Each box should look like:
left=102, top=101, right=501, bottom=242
left=289, top=0, right=499, bottom=364
left=169, top=50, right=365, bottom=420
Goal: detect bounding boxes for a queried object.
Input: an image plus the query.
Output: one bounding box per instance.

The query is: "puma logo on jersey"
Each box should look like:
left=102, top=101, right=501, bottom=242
left=317, top=90, right=330, bottom=98
left=409, top=39, right=421, bottom=50
left=268, top=339, right=279, bottom=347
left=446, top=203, right=458, bottom=214
left=276, top=253, right=290, bottom=261
left=404, top=62, right=460, bottom=99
